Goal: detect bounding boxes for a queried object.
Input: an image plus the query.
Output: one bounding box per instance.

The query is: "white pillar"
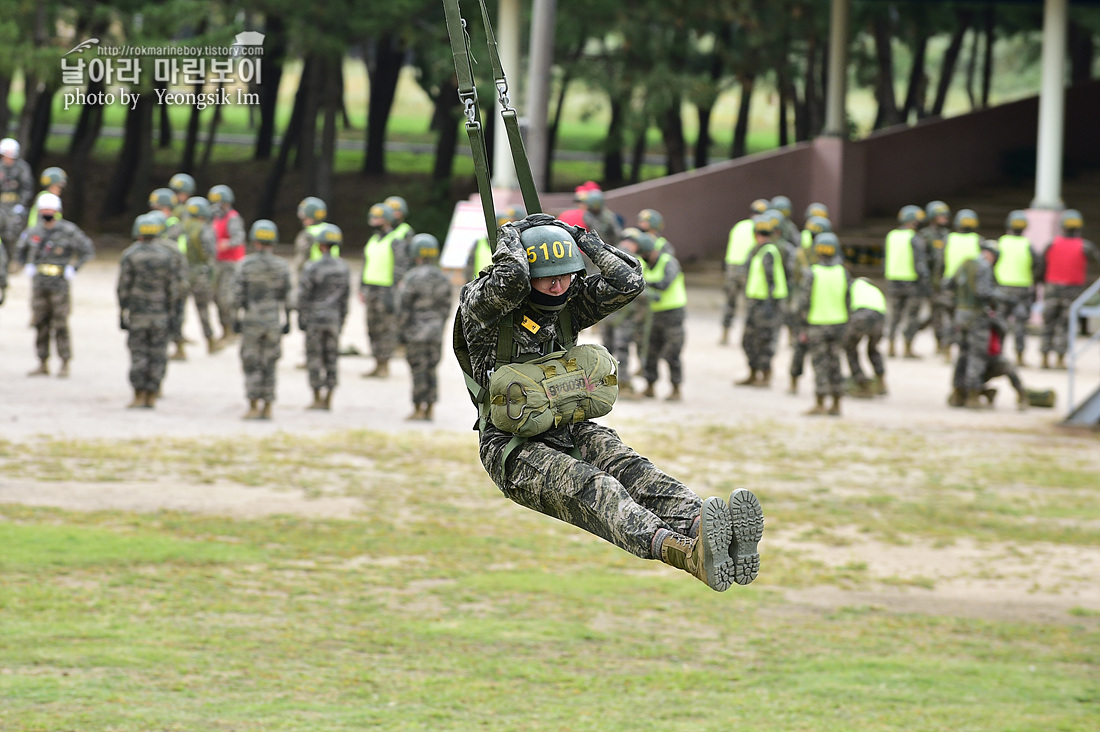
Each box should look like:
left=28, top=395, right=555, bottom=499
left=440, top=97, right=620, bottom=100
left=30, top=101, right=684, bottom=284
left=526, top=0, right=557, bottom=194
left=492, top=0, right=521, bottom=191
left=823, top=0, right=850, bottom=137
left=1031, top=0, right=1068, bottom=210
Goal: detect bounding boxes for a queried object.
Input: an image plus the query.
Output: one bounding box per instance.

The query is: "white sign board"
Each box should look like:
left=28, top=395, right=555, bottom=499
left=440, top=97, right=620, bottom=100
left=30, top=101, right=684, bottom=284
left=441, top=200, right=492, bottom=271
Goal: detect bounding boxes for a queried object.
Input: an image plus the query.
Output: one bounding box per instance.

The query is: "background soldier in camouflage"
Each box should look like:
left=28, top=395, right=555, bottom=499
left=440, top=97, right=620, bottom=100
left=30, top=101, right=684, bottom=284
left=148, top=189, right=189, bottom=361
left=603, top=229, right=651, bottom=397
left=27, top=167, right=67, bottom=229
left=0, top=138, right=34, bottom=267
left=797, top=233, right=852, bottom=416
left=209, top=184, right=246, bottom=347
left=918, top=201, right=952, bottom=354
left=626, top=230, right=687, bottom=401
left=1036, top=209, right=1100, bottom=369
left=787, top=215, right=831, bottom=394
left=233, top=220, right=291, bottom=420
left=360, top=203, right=406, bottom=378
left=299, top=223, right=350, bottom=411
left=177, top=196, right=220, bottom=354
left=118, top=213, right=181, bottom=408
left=16, top=193, right=94, bottom=377
left=396, top=233, right=453, bottom=420
left=993, top=211, right=1041, bottom=366
left=736, top=215, right=787, bottom=387
left=580, top=189, right=622, bottom=248
left=884, top=205, right=929, bottom=358
left=457, top=213, right=762, bottom=592
left=0, top=239, right=7, bottom=306
left=949, top=314, right=1029, bottom=410
left=943, top=242, right=1006, bottom=407
left=721, top=198, right=769, bottom=344
left=844, top=277, right=888, bottom=398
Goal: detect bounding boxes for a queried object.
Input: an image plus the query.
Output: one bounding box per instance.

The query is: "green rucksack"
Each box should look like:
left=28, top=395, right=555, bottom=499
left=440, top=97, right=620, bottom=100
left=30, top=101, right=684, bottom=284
left=488, top=343, right=618, bottom=437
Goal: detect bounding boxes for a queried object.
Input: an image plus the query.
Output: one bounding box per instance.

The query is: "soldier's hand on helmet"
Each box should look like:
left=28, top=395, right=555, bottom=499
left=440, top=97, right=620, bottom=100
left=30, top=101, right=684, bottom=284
left=232, top=320, right=242, bottom=334
left=23, top=263, right=35, bottom=278
left=63, top=265, right=76, bottom=281
left=508, top=213, right=556, bottom=232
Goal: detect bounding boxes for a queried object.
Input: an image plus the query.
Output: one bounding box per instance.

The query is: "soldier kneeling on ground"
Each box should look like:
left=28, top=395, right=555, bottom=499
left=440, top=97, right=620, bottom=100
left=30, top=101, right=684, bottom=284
left=455, top=213, right=763, bottom=592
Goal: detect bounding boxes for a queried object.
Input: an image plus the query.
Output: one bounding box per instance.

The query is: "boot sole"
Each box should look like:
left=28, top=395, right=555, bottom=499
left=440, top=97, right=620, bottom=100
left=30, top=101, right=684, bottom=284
left=699, top=497, right=735, bottom=592
left=727, top=489, right=764, bottom=585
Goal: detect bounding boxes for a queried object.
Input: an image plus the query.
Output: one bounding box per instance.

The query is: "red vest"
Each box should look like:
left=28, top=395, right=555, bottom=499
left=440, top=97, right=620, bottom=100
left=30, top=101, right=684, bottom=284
left=213, top=210, right=244, bottom=262
left=1045, top=236, right=1087, bottom=286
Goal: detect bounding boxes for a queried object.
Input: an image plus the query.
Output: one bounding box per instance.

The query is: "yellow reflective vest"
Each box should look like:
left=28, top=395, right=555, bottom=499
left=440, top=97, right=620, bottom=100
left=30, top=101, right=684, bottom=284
left=725, top=219, right=757, bottom=266
left=849, top=278, right=887, bottom=313
left=807, top=264, right=849, bottom=325
left=307, top=223, right=339, bottom=260
left=745, top=243, right=788, bottom=300
left=944, top=232, right=981, bottom=280
left=994, top=234, right=1033, bottom=287
left=642, top=252, right=687, bottom=312
left=884, top=229, right=918, bottom=281
left=362, top=229, right=400, bottom=286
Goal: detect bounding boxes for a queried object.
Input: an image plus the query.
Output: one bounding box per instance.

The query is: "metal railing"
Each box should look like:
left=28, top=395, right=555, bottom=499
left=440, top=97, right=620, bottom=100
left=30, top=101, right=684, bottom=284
left=1066, top=276, right=1100, bottom=418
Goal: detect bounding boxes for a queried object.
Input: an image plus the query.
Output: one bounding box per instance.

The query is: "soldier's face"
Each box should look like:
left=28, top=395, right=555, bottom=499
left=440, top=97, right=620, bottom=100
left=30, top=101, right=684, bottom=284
left=531, top=273, right=574, bottom=296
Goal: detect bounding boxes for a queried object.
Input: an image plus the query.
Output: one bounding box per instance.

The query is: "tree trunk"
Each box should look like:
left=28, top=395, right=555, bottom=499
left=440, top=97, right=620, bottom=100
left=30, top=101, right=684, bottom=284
left=902, top=29, right=929, bottom=122
left=0, top=74, right=11, bottom=140
left=65, top=79, right=104, bottom=225
left=431, top=76, right=461, bottom=182
left=980, top=6, right=995, bottom=108
left=157, top=79, right=172, bottom=148
left=24, top=85, right=55, bottom=170
left=603, top=98, right=625, bottom=187
left=256, top=57, right=310, bottom=220
left=199, top=82, right=226, bottom=171
left=695, top=103, right=713, bottom=168
left=798, top=37, right=817, bottom=140
left=777, top=69, right=790, bottom=146
left=628, top=119, right=648, bottom=185
left=363, top=35, right=404, bottom=176
left=731, top=75, right=754, bottom=158
left=660, top=100, right=686, bottom=175
left=873, top=13, right=900, bottom=129
left=296, top=54, right=320, bottom=174
left=180, top=78, right=204, bottom=172
left=964, top=24, right=980, bottom=109
left=254, top=16, right=284, bottom=160
left=1069, top=20, right=1095, bottom=84
left=315, top=54, right=340, bottom=202
left=931, top=10, right=973, bottom=117
left=101, top=94, right=153, bottom=219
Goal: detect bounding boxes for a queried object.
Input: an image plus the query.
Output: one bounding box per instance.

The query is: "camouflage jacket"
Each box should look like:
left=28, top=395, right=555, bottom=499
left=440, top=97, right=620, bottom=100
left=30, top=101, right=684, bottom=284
left=299, top=254, right=351, bottom=329
left=944, top=256, right=1006, bottom=314
left=396, top=263, right=453, bottom=344
left=582, top=208, right=622, bottom=247
left=233, top=251, right=291, bottom=332
left=19, top=220, right=95, bottom=290
left=918, top=223, right=949, bottom=283
left=117, top=239, right=182, bottom=329
left=0, top=158, right=34, bottom=208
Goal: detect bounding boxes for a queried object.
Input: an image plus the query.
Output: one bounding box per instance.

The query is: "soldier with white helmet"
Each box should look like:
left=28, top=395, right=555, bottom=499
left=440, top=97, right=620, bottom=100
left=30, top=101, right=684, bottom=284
left=0, top=138, right=34, bottom=267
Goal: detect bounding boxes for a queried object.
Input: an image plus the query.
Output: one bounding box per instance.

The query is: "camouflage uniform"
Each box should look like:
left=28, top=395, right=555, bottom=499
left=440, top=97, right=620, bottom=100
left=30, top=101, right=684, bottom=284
left=178, top=217, right=217, bottom=341
left=299, top=253, right=351, bottom=391
left=582, top=207, right=622, bottom=248
left=234, top=250, right=291, bottom=403
left=603, top=289, right=649, bottom=379
left=117, top=238, right=181, bottom=394
left=742, top=246, right=784, bottom=374
left=1036, top=239, right=1100, bottom=358
left=396, top=262, right=453, bottom=407
left=951, top=326, right=1025, bottom=400
left=886, top=231, right=929, bottom=345
left=642, top=253, right=686, bottom=389
left=844, top=308, right=886, bottom=387
left=787, top=243, right=817, bottom=382
left=361, top=227, right=411, bottom=365
left=917, top=223, right=950, bottom=348
left=459, top=221, right=705, bottom=560
left=944, top=256, right=1003, bottom=393
left=19, top=219, right=95, bottom=365
left=154, top=225, right=188, bottom=348
left=798, top=265, right=852, bottom=399
left=0, top=157, right=34, bottom=263
left=213, top=210, right=246, bottom=337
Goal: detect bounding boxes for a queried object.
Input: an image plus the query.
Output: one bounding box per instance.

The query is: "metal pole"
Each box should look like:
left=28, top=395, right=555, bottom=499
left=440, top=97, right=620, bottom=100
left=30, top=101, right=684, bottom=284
left=493, top=0, right=521, bottom=190
left=823, top=0, right=850, bottom=137
left=526, top=0, right=556, bottom=193
left=1031, top=0, right=1068, bottom=209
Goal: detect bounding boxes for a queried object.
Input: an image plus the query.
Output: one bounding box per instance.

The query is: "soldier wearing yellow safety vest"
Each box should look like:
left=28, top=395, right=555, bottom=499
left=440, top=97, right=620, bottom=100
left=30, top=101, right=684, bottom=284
left=797, top=233, right=852, bottom=416
left=292, top=197, right=333, bottom=278
left=994, top=211, right=1041, bottom=366
left=883, top=205, right=929, bottom=359
left=788, top=214, right=832, bottom=395
left=770, top=195, right=801, bottom=250
left=466, top=205, right=525, bottom=282
left=735, top=214, right=787, bottom=388
left=604, top=228, right=651, bottom=398
left=384, top=195, right=416, bottom=281
left=721, top=198, right=769, bottom=344
left=627, top=230, right=687, bottom=401
left=360, top=202, right=405, bottom=378
left=918, top=200, right=952, bottom=355
left=176, top=196, right=220, bottom=354
left=800, top=203, right=829, bottom=249
left=939, top=208, right=983, bottom=353
left=636, top=208, right=675, bottom=256
left=844, top=277, right=888, bottom=399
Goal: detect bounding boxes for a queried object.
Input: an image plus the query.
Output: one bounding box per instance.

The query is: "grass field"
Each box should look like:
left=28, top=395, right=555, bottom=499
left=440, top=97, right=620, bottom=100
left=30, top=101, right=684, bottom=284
left=2, top=421, right=1098, bottom=731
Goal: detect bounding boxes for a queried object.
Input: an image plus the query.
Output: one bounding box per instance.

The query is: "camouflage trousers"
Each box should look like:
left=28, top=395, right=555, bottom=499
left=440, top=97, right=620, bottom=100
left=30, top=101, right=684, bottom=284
left=921, top=295, right=952, bottom=349
left=364, top=286, right=397, bottom=362
left=186, top=266, right=215, bottom=341
left=31, top=282, right=71, bottom=361
left=722, top=267, right=746, bottom=328
left=603, top=304, right=647, bottom=377
left=952, top=350, right=1023, bottom=394
left=479, top=422, right=703, bottom=559
left=1041, top=284, right=1084, bottom=356
left=0, top=205, right=25, bottom=262
left=240, top=326, right=282, bottom=402
left=843, top=308, right=886, bottom=384
left=886, top=281, right=923, bottom=343
left=127, top=325, right=170, bottom=392
left=742, top=299, right=781, bottom=373
left=643, top=308, right=685, bottom=386
left=953, top=311, right=990, bottom=391
left=406, top=340, right=442, bottom=405
left=213, top=261, right=237, bottom=337
left=306, top=324, right=340, bottom=391
left=995, top=286, right=1031, bottom=356
left=808, top=323, right=846, bottom=397
left=789, top=316, right=809, bottom=378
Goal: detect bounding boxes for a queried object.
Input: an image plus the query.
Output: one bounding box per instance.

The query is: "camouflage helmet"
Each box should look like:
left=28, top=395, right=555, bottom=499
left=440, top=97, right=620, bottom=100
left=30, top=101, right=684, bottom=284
left=184, top=196, right=212, bottom=220
left=620, top=227, right=656, bottom=255
left=1061, top=209, right=1084, bottom=232
left=926, top=200, right=951, bottom=220
left=408, top=233, right=441, bottom=261
left=207, top=184, right=234, bottom=206
left=147, top=210, right=168, bottom=229
left=132, top=212, right=164, bottom=238
left=368, top=202, right=396, bottom=226
left=954, top=209, right=979, bottom=231
left=520, top=223, right=586, bottom=278
left=979, top=239, right=1000, bottom=262
left=804, top=215, right=831, bottom=236
left=496, top=204, right=527, bottom=227
left=637, top=208, right=664, bottom=233
left=169, top=173, right=196, bottom=195
left=770, top=195, right=792, bottom=217
left=583, top=189, right=605, bottom=211
left=804, top=202, right=829, bottom=220
left=312, top=222, right=343, bottom=247
left=1005, top=210, right=1028, bottom=232
left=750, top=198, right=770, bottom=215
left=752, top=214, right=777, bottom=235
left=249, top=219, right=279, bottom=244
left=898, top=204, right=924, bottom=225
left=148, top=188, right=175, bottom=210
left=813, top=232, right=841, bottom=258
left=384, top=195, right=408, bottom=220
left=40, top=167, right=68, bottom=188
left=762, top=208, right=784, bottom=229
left=297, top=196, right=327, bottom=222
